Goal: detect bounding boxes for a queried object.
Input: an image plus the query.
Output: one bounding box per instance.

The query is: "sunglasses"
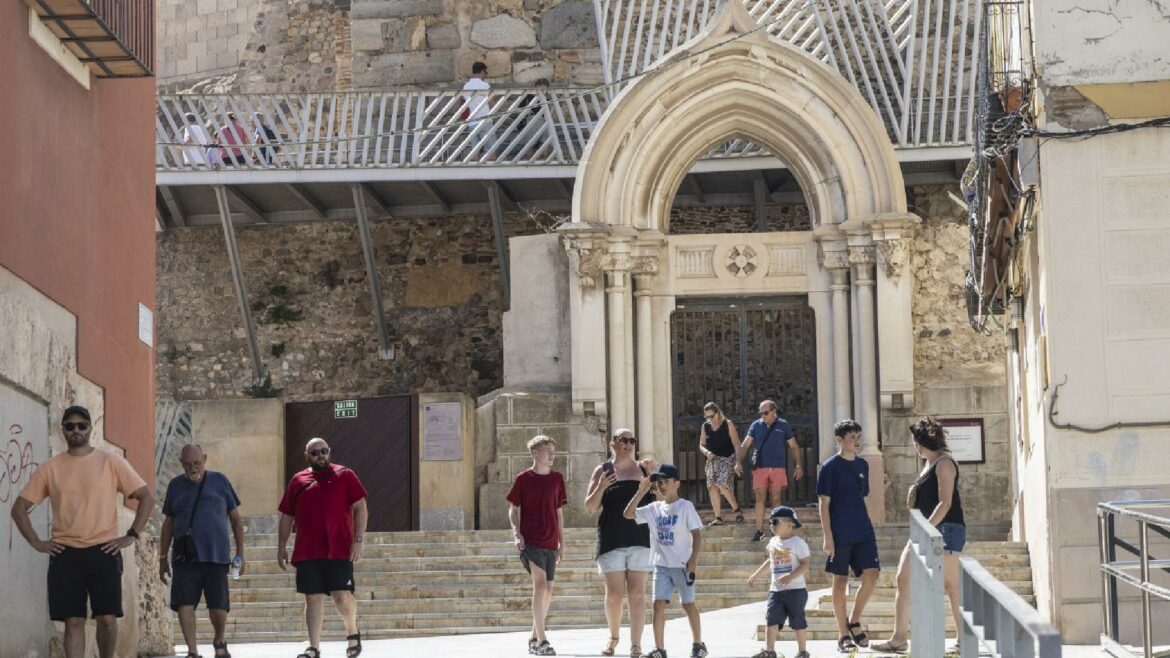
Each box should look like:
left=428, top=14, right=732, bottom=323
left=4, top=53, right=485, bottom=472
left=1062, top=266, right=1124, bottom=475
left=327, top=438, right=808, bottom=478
left=63, top=422, right=90, bottom=431
left=704, top=414, right=716, bottom=420
left=308, top=448, right=331, bottom=457
left=759, top=409, right=775, bottom=416
left=616, top=436, right=637, bottom=445
left=180, top=461, right=202, bottom=469
left=770, top=518, right=792, bottom=526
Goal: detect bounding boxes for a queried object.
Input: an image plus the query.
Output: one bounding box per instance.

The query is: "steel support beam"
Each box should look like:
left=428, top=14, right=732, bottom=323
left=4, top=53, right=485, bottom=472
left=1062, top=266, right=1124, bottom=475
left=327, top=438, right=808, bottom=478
left=686, top=174, right=706, bottom=204
left=358, top=183, right=390, bottom=218
left=485, top=181, right=518, bottom=211
left=552, top=178, right=573, bottom=201
left=159, top=185, right=186, bottom=227
left=486, top=183, right=511, bottom=309
left=224, top=186, right=267, bottom=224
left=212, top=185, right=266, bottom=384
left=750, top=171, right=769, bottom=231
left=350, top=184, right=394, bottom=360
left=285, top=184, right=327, bottom=220
left=417, top=181, right=451, bottom=212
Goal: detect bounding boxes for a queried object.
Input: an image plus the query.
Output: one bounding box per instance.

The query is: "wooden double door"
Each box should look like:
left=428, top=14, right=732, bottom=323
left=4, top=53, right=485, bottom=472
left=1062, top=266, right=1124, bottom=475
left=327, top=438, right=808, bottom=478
left=670, top=297, right=818, bottom=508
left=284, top=395, right=418, bottom=532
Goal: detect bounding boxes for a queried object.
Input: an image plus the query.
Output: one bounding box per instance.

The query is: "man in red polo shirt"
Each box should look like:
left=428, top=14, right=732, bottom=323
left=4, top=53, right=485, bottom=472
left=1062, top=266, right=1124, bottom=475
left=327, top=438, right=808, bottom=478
left=277, top=438, right=369, bottom=658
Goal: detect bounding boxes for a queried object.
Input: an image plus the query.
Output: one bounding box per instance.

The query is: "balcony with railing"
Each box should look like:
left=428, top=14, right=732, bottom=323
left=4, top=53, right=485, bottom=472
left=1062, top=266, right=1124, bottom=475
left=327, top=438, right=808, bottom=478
left=26, top=0, right=153, bottom=77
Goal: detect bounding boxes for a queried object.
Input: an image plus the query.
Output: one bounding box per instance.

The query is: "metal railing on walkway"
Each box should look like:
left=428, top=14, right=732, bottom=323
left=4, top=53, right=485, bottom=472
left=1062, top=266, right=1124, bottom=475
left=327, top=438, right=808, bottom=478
left=909, top=509, right=947, bottom=658
left=1098, top=500, right=1170, bottom=658
left=959, top=557, right=1061, bottom=658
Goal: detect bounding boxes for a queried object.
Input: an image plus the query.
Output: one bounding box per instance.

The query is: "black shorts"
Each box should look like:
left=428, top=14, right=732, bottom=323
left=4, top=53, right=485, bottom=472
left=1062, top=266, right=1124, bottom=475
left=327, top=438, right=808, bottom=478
left=519, top=545, right=558, bottom=581
left=766, top=589, right=809, bottom=630
left=170, top=562, right=231, bottom=611
left=295, top=559, right=355, bottom=595
left=48, top=545, right=123, bottom=621
left=825, top=539, right=881, bottom=577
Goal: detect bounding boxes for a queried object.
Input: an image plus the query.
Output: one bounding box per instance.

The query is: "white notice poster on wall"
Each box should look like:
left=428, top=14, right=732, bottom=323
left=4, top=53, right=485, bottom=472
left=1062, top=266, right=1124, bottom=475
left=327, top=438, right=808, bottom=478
left=422, top=402, right=462, bottom=461
left=939, top=418, right=985, bottom=464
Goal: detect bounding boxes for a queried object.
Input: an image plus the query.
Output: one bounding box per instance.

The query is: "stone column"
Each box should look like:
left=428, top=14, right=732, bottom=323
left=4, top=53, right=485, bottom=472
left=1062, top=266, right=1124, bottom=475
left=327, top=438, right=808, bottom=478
left=634, top=267, right=656, bottom=458
left=816, top=232, right=853, bottom=424
left=848, top=238, right=886, bottom=522
left=868, top=214, right=921, bottom=411
left=560, top=226, right=611, bottom=418
left=604, top=239, right=633, bottom=431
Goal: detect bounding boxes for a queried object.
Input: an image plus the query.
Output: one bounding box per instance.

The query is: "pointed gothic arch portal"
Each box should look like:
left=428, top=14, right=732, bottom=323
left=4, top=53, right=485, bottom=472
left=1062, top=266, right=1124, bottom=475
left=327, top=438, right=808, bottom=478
left=572, top=0, right=908, bottom=231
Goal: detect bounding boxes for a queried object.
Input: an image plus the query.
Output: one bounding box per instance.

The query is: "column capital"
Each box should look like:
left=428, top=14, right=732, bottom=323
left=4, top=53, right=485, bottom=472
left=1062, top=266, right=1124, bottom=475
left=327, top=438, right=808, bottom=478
left=866, top=213, right=920, bottom=283
left=559, top=223, right=612, bottom=290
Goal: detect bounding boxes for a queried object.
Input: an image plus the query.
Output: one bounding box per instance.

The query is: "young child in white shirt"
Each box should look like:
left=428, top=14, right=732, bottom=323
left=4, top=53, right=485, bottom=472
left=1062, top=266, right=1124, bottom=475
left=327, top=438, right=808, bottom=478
left=624, top=464, right=707, bottom=658
left=747, top=506, right=811, bottom=658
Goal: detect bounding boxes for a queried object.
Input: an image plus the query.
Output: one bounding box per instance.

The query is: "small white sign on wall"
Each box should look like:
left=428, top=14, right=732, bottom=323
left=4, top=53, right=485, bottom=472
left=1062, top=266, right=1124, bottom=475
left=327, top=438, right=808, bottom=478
left=422, top=402, right=462, bottom=461
left=138, top=303, right=154, bottom=347
left=939, top=418, right=985, bottom=464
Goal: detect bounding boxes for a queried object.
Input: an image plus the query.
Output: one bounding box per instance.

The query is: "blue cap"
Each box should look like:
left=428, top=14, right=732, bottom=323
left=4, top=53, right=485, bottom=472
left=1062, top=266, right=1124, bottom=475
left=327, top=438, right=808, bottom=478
left=650, top=464, right=681, bottom=481
left=770, top=505, right=802, bottom=528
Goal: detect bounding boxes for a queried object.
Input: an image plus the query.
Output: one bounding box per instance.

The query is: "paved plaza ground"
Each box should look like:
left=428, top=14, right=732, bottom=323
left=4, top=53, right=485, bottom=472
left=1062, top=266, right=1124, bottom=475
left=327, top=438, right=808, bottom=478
left=189, top=601, right=1110, bottom=658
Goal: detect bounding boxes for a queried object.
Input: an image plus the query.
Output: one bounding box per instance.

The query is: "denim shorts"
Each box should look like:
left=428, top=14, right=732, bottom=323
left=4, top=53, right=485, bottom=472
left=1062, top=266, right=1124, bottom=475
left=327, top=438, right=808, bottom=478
left=597, top=546, right=653, bottom=574
left=939, top=522, right=967, bottom=554
left=652, top=565, right=695, bottom=604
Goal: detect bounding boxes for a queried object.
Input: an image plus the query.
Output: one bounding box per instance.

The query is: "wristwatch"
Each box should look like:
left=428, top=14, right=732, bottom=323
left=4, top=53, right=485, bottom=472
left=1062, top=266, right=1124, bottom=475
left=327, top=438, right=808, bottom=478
left=126, top=528, right=140, bottom=540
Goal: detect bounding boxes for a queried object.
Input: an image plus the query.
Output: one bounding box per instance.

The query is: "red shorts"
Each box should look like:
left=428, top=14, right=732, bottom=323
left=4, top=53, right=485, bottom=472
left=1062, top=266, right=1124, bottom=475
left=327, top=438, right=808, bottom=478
left=752, top=467, right=788, bottom=490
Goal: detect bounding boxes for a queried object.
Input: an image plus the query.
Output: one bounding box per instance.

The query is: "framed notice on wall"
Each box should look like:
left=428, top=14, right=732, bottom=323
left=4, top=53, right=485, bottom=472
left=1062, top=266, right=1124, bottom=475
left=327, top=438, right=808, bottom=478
left=938, top=418, right=985, bottom=464
left=422, top=402, right=462, bottom=461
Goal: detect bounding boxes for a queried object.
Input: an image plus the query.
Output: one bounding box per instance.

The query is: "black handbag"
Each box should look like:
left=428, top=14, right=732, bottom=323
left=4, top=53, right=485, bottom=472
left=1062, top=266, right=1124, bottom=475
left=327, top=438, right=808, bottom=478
left=172, top=474, right=207, bottom=563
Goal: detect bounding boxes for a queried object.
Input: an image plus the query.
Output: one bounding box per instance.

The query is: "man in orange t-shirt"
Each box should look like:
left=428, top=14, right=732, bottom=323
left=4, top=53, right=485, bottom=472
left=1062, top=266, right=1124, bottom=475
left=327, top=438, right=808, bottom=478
left=9, top=406, right=156, bottom=658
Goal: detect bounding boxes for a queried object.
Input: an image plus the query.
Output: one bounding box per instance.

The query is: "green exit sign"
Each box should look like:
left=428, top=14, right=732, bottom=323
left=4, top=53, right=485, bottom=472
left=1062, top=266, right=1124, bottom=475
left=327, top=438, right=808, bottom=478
left=334, top=400, right=358, bottom=419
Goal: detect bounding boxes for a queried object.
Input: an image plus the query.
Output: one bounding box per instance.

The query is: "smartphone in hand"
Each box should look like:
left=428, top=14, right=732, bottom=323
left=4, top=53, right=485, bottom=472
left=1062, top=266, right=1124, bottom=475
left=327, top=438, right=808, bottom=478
left=602, top=461, right=615, bottom=475
left=687, top=571, right=696, bottom=586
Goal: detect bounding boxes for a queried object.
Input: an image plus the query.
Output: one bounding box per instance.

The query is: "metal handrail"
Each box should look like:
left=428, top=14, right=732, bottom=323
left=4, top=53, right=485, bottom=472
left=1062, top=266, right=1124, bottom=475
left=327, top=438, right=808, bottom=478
left=959, top=558, right=1061, bottom=658
left=909, top=509, right=946, bottom=658
left=1098, top=500, right=1170, bottom=658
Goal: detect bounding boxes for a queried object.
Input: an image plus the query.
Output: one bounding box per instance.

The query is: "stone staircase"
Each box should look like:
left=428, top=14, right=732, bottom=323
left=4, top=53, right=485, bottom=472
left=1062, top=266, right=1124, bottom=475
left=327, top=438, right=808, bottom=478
left=195, top=521, right=1031, bottom=644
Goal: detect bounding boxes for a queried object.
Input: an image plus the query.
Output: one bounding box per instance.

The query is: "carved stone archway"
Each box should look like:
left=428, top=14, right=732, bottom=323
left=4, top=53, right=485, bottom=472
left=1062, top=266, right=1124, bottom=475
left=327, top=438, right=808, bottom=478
left=564, top=0, right=920, bottom=521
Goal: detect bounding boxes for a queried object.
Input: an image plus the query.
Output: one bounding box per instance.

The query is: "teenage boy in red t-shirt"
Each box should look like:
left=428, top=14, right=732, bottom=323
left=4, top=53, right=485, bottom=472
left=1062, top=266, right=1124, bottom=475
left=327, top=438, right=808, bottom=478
left=507, top=435, right=567, bottom=656
left=277, top=438, right=369, bottom=658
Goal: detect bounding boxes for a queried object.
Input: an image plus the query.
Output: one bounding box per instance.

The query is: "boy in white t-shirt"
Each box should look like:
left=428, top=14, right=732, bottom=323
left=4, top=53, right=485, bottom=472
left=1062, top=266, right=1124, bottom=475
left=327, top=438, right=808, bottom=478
left=624, top=464, right=707, bottom=658
left=747, top=506, right=811, bottom=658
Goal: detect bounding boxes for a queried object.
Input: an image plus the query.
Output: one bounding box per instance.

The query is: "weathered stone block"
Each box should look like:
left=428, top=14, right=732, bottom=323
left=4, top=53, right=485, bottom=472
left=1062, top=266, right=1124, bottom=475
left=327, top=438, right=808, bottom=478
left=353, top=50, right=455, bottom=87
left=351, top=19, right=385, bottom=51
left=498, top=426, right=543, bottom=454
left=514, top=60, right=554, bottom=83
left=470, top=14, right=537, bottom=49
left=539, top=1, right=598, bottom=49
left=456, top=50, right=513, bottom=78
left=510, top=394, right=569, bottom=424
left=570, top=63, right=604, bottom=85
left=350, top=0, right=443, bottom=19
left=426, top=22, right=461, bottom=49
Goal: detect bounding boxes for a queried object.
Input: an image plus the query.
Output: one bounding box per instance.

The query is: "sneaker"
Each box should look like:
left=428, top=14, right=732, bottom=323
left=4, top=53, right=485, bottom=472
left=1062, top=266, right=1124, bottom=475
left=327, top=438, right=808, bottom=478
left=751, top=529, right=765, bottom=542
left=795, top=652, right=811, bottom=658
left=750, top=651, right=777, bottom=658
left=646, top=650, right=668, bottom=658
left=532, top=640, right=556, bottom=656
left=691, top=643, right=708, bottom=658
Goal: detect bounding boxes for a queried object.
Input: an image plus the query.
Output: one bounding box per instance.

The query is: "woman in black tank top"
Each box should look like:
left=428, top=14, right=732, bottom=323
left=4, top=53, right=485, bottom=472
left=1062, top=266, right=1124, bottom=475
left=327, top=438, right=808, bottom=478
left=584, top=428, right=657, bottom=658
left=698, top=402, right=744, bottom=525
left=874, top=417, right=967, bottom=654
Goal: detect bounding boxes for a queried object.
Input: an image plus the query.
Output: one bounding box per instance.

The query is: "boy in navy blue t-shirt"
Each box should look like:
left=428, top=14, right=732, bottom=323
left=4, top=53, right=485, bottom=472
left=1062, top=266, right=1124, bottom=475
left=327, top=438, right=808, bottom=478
left=815, top=419, right=880, bottom=652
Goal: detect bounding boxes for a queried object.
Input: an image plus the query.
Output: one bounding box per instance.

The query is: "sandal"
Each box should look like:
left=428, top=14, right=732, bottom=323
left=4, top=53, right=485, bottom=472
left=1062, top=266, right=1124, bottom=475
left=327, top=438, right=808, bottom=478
left=528, top=637, right=539, bottom=654
left=848, top=622, right=870, bottom=648
left=872, top=640, right=909, bottom=653
left=603, top=636, right=619, bottom=656
left=213, top=640, right=231, bottom=658
left=185, top=653, right=201, bottom=658
left=733, top=507, right=745, bottom=523
left=532, top=639, right=557, bottom=655
left=708, top=517, right=725, bottom=527
left=345, top=632, right=362, bottom=658
left=296, top=648, right=320, bottom=658
left=630, top=645, right=642, bottom=658
left=838, top=635, right=857, bottom=653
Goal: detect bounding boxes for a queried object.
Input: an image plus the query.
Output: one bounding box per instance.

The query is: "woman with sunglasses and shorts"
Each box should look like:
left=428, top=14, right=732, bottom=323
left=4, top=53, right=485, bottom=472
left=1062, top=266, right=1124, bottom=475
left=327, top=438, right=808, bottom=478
left=585, top=429, right=658, bottom=658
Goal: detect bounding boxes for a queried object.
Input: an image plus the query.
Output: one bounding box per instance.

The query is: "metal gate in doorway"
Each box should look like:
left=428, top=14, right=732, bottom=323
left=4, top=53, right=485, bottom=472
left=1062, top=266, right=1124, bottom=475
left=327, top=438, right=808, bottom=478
left=670, top=298, right=818, bottom=509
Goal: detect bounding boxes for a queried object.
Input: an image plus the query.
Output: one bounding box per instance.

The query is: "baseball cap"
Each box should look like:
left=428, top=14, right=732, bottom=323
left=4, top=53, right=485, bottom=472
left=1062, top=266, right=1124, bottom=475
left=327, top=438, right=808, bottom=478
left=62, top=405, right=91, bottom=422
left=649, top=464, right=681, bottom=481
left=770, top=505, right=802, bottom=528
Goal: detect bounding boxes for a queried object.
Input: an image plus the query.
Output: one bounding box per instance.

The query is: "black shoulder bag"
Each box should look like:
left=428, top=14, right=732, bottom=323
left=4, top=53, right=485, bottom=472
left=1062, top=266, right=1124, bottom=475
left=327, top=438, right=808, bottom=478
left=750, top=424, right=775, bottom=469
left=172, top=475, right=207, bottom=563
